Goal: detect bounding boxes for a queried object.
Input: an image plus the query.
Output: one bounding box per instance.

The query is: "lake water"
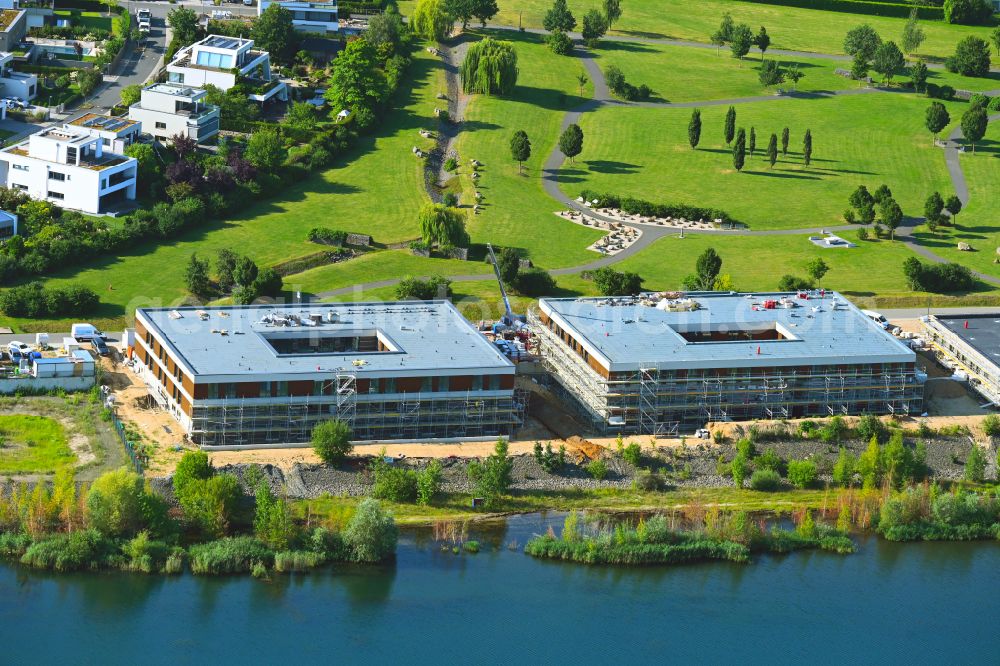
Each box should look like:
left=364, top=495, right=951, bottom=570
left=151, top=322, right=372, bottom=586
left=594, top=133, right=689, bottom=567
left=1, top=513, right=998, bottom=664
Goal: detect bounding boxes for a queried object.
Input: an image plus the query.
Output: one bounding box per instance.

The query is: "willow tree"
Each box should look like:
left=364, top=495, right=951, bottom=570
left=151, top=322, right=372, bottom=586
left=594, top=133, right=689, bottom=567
left=460, top=38, right=519, bottom=96
left=419, top=203, right=470, bottom=248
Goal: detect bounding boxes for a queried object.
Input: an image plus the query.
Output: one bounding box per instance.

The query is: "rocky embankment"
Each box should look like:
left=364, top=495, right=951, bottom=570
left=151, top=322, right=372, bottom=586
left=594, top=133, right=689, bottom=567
left=148, top=436, right=994, bottom=501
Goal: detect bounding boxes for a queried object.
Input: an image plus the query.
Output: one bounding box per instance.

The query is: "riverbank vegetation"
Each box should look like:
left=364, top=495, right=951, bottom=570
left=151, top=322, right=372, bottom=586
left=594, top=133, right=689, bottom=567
left=525, top=508, right=855, bottom=566
left=0, top=452, right=398, bottom=575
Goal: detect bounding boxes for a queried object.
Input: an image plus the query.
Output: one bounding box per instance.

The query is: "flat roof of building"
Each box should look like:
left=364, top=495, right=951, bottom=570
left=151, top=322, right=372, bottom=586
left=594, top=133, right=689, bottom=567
left=137, top=301, right=515, bottom=380
left=69, top=113, right=138, bottom=133
left=199, top=35, right=252, bottom=50
left=539, top=291, right=915, bottom=372
left=145, top=82, right=205, bottom=97
left=932, top=313, right=1000, bottom=367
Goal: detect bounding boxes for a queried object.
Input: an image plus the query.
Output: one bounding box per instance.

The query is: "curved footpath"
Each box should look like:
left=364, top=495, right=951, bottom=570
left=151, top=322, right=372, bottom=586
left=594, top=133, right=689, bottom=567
left=317, top=32, right=1000, bottom=298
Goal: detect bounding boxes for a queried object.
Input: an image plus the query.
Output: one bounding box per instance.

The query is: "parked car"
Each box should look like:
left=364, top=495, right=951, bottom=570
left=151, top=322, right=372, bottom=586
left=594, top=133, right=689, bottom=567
left=137, top=8, right=151, bottom=20
left=243, top=0, right=255, bottom=5
left=91, top=337, right=110, bottom=357
left=862, top=310, right=889, bottom=329
left=138, top=20, right=151, bottom=33
left=7, top=341, right=29, bottom=360
left=71, top=323, right=103, bottom=341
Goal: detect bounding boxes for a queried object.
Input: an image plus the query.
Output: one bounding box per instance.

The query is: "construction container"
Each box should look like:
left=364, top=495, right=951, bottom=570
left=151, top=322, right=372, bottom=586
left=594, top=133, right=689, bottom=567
left=32, top=358, right=59, bottom=378
left=63, top=337, right=80, bottom=354
left=35, top=333, right=49, bottom=348
left=121, top=328, right=136, bottom=349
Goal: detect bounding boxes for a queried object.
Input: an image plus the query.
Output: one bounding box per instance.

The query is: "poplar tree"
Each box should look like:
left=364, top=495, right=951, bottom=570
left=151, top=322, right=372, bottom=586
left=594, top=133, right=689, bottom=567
left=688, top=109, right=702, bottom=149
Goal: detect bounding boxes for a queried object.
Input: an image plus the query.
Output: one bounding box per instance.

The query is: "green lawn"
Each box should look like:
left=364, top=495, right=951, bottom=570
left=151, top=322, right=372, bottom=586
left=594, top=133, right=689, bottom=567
left=598, top=41, right=1000, bottom=104
left=910, top=121, right=1000, bottom=280
left=597, top=41, right=857, bottom=102
left=484, top=0, right=995, bottom=60
left=454, top=31, right=605, bottom=268
left=287, top=250, right=489, bottom=297
left=54, top=10, right=112, bottom=32
left=613, top=231, right=921, bottom=294
left=0, top=414, right=75, bottom=474
left=2, top=49, right=444, bottom=332
left=564, top=92, right=961, bottom=230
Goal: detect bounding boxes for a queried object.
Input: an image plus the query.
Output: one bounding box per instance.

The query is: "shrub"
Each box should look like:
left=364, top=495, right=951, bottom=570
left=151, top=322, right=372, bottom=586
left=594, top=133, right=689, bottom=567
left=856, top=413, right=889, bottom=443
left=312, top=419, right=353, bottom=465
left=307, top=227, right=347, bottom=246
left=819, top=416, right=849, bottom=442
left=731, top=453, right=750, bottom=488
left=787, top=459, right=818, bottom=489
left=981, top=414, right=1000, bottom=438
left=755, top=448, right=785, bottom=473
left=342, top=498, right=398, bottom=563
left=467, top=439, right=514, bottom=507
left=462, top=540, right=480, bottom=553
left=0, top=282, right=99, bottom=318
left=444, top=157, right=458, bottom=172
left=579, top=190, right=735, bottom=227
left=396, top=275, right=453, bottom=300
left=621, top=441, right=642, bottom=467
left=634, top=470, right=666, bottom=491
left=586, top=458, right=609, bottom=480
left=371, top=459, right=419, bottom=503
left=416, top=459, right=443, bottom=505
left=122, top=531, right=173, bottom=573
left=20, top=529, right=116, bottom=572
left=86, top=469, right=148, bottom=538
left=750, top=468, right=782, bottom=491
left=189, top=537, right=275, bottom=575
left=832, top=448, right=857, bottom=486
left=964, top=445, right=986, bottom=483
left=512, top=268, right=556, bottom=296
left=546, top=29, right=573, bottom=55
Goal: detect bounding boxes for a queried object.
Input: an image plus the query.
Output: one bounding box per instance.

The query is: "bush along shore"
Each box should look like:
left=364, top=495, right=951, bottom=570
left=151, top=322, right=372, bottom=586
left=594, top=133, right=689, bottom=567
left=524, top=509, right=855, bottom=567
left=0, top=452, right=398, bottom=576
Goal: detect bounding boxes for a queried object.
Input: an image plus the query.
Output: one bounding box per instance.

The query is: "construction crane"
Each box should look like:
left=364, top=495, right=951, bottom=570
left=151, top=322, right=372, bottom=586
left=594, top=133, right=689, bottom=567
left=487, top=243, right=515, bottom=326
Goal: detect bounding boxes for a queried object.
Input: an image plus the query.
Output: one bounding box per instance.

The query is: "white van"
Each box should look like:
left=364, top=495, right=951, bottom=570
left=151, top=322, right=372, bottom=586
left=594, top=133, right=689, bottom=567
left=862, top=310, right=889, bottom=329
left=71, top=323, right=103, bottom=341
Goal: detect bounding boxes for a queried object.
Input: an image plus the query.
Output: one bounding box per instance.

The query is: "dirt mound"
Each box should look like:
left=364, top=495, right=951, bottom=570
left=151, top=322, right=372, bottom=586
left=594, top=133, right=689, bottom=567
left=564, top=436, right=605, bottom=463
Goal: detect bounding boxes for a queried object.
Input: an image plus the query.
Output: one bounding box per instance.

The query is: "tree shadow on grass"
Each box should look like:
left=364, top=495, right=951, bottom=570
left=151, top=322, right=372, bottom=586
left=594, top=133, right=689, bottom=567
left=613, top=29, right=671, bottom=40
left=584, top=159, right=641, bottom=174
left=743, top=169, right=822, bottom=180
left=597, top=40, right=660, bottom=54
left=551, top=167, right=589, bottom=183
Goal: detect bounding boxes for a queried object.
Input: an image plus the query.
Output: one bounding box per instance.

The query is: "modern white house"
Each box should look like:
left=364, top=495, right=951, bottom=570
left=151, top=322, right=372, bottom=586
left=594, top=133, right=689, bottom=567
left=0, top=8, right=27, bottom=53
left=166, top=35, right=287, bottom=103
left=258, top=0, right=338, bottom=34
left=127, top=82, right=220, bottom=144
left=0, top=209, right=16, bottom=239
left=0, top=51, right=36, bottom=100
left=68, top=114, right=140, bottom=153
left=0, top=125, right=138, bottom=215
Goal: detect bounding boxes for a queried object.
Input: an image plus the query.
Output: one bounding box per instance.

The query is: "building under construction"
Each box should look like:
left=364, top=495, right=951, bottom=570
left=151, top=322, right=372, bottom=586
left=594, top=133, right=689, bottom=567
left=133, top=301, right=524, bottom=448
left=921, top=313, right=1000, bottom=406
left=531, top=292, right=924, bottom=434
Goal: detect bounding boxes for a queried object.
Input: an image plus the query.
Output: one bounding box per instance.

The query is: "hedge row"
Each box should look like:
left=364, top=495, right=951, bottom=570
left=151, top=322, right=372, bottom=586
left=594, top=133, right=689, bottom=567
left=741, top=0, right=944, bottom=20
left=578, top=189, right=738, bottom=227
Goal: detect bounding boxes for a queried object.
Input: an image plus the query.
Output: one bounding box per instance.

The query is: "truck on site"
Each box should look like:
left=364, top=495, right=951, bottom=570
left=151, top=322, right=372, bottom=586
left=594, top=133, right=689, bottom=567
left=71, top=323, right=103, bottom=341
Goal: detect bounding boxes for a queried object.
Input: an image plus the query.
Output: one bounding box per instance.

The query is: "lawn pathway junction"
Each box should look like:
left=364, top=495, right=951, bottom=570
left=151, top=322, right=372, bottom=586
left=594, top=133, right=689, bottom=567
left=319, top=34, right=1000, bottom=298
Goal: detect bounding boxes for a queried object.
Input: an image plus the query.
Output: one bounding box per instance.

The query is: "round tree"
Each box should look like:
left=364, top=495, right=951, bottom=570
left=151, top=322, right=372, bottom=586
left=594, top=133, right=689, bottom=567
left=925, top=101, right=950, bottom=142
left=460, top=38, right=519, bottom=96
left=559, top=123, right=584, bottom=162
left=312, top=419, right=353, bottom=466
left=509, top=130, right=531, bottom=173
left=960, top=105, right=988, bottom=153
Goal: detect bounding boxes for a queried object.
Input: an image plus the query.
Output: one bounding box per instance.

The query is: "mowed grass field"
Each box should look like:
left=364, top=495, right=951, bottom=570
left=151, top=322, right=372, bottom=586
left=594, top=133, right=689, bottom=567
left=596, top=41, right=856, bottom=102
left=2, top=49, right=445, bottom=332
left=910, top=121, right=1000, bottom=279
left=454, top=31, right=605, bottom=268
left=0, top=414, right=75, bottom=474
left=565, top=93, right=961, bottom=230
left=482, top=0, right=996, bottom=59
left=597, top=41, right=1000, bottom=104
